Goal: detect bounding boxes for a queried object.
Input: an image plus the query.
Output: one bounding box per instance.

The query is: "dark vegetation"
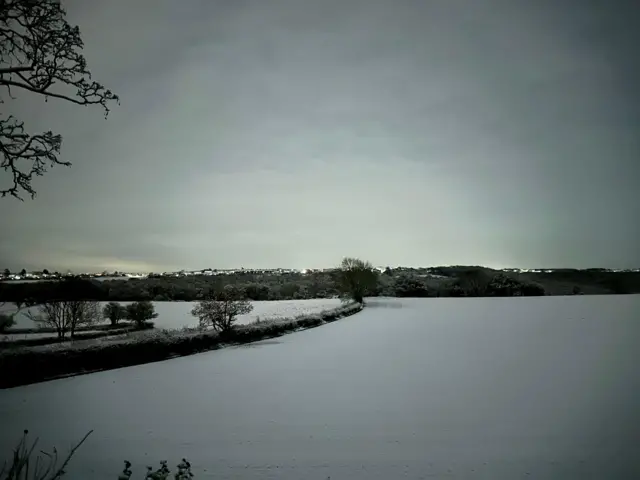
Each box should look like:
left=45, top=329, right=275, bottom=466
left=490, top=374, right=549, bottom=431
left=0, top=322, right=153, bottom=349
left=124, top=300, right=158, bottom=327
left=24, top=299, right=101, bottom=339
left=0, top=313, right=15, bottom=332
left=103, top=302, right=127, bottom=325
left=191, top=285, right=253, bottom=333
left=1, top=295, right=157, bottom=349
left=1, top=267, right=638, bottom=306
left=335, top=257, right=379, bottom=304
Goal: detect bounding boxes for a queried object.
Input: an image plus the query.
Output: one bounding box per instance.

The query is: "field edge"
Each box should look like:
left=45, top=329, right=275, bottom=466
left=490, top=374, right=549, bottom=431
left=0, top=302, right=364, bottom=389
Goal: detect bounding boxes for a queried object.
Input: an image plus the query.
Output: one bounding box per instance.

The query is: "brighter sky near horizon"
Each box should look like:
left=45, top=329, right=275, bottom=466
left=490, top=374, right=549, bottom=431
left=1, top=0, right=639, bottom=272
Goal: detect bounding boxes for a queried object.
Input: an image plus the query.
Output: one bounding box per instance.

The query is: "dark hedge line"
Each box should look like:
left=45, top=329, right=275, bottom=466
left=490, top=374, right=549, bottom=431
left=0, top=322, right=154, bottom=349
left=0, top=303, right=362, bottom=389
left=5, top=320, right=143, bottom=336
left=2, top=268, right=638, bottom=305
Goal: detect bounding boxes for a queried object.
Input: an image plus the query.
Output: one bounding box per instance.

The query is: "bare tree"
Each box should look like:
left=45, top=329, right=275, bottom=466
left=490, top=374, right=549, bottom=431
left=26, top=300, right=100, bottom=339
left=1, top=0, right=119, bottom=200
left=26, top=302, right=67, bottom=338
left=66, top=299, right=100, bottom=336
left=191, top=286, right=253, bottom=333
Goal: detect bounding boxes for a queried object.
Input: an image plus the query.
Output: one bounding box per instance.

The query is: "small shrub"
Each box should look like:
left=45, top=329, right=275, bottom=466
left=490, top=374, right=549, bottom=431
left=103, top=302, right=127, bottom=326
left=486, top=274, right=523, bottom=297
left=118, top=459, right=193, bottom=479
left=0, top=313, right=15, bottom=333
left=125, top=301, right=158, bottom=328
left=455, top=269, right=491, bottom=297
left=446, top=283, right=467, bottom=297
left=191, top=286, right=253, bottom=333
left=522, top=282, right=545, bottom=296
left=393, top=275, right=429, bottom=297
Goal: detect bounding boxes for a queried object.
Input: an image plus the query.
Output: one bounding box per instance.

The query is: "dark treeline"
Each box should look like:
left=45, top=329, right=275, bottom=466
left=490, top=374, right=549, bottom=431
left=1, top=267, right=637, bottom=304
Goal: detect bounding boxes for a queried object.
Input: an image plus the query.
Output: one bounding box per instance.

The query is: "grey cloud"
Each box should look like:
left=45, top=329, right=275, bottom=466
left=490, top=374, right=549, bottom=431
left=1, top=0, right=638, bottom=271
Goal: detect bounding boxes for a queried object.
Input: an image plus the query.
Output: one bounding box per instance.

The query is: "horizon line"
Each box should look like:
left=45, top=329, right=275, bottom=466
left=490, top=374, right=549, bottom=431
left=3, top=265, right=640, bottom=275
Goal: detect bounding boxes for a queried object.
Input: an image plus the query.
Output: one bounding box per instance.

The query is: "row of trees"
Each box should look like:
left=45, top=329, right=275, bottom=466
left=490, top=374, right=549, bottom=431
left=2, top=268, right=33, bottom=277
left=102, top=301, right=158, bottom=327
left=189, top=259, right=375, bottom=334
left=2, top=268, right=54, bottom=278
left=1, top=300, right=159, bottom=339
left=1, top=258, right=373, bottom=337
left=25, top=300, right=101, bottom=339
left=0, top=272, right=344, bottom=304
left=2, top=267, right=636, bottom=304
left=1, top=258, right=553, bottom=339
left=0, top=263, right=552, bottom=307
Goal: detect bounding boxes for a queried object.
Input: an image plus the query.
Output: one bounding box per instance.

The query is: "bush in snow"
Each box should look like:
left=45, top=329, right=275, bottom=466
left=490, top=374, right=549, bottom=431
left=486, top=274, right=545, bottom=297
left=334, top=257, right=379, bottom=304
left=103, top=302, right=128, bottom=326
left=190, top=286, right=253, bottom=333
left=392, top=275, right=430, bottom=297
left=0, top=313, right=16, bottom=333
left=118, top=459, right=193, bottom=479
left=125, top=301, right=158, bottom=328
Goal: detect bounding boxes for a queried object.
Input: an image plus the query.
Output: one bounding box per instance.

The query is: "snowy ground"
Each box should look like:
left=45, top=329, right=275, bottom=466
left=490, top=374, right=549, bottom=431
left=1, top=295, right=639, bottom=479
left=0, top=299, right=344, bottom=332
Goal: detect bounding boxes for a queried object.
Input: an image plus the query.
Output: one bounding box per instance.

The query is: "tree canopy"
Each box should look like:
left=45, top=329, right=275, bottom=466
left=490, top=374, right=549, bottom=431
left=335, top=257, right=379, bottom=304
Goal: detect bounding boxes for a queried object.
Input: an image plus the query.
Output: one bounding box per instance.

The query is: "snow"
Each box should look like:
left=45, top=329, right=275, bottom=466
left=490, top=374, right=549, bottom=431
left=1, top=295, right=639, bottom=479
left=0, top=299, right=344, bottom=331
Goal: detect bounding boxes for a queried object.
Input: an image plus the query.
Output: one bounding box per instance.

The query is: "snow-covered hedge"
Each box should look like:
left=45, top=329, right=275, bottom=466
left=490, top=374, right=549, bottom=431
left=0, top=302, right=363, bottom=389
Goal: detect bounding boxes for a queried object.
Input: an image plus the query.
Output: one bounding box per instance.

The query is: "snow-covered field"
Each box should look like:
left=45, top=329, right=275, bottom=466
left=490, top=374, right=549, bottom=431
left=1, top=295, right=639, bottom=479
left=0, top=299, right=344, bottom=332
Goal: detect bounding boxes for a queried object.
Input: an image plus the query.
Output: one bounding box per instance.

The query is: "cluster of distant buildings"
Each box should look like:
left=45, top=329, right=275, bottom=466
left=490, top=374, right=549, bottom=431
left=1, top=267, right=339, bottom=282
left=2, top=266, right=638, bottom=282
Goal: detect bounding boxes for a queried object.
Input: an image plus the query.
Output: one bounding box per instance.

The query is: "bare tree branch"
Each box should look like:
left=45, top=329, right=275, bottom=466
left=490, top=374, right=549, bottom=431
left=1, top=0, right=119, bottom=200
left=25, top=299, right=100, bottom=339
left=191, top=286, right=254, bottom=333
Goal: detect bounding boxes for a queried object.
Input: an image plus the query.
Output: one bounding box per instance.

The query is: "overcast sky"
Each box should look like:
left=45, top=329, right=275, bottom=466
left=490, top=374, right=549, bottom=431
left=1, top=0, right=639, bottom=272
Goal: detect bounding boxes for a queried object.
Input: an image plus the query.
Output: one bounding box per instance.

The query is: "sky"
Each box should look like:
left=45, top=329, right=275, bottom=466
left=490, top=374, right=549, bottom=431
left=1, top=0, right=639, bottom=273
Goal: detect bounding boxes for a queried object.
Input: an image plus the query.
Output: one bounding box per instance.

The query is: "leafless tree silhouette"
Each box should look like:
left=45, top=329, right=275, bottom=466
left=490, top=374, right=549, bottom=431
left=1, top=0, right=119, bottom=199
